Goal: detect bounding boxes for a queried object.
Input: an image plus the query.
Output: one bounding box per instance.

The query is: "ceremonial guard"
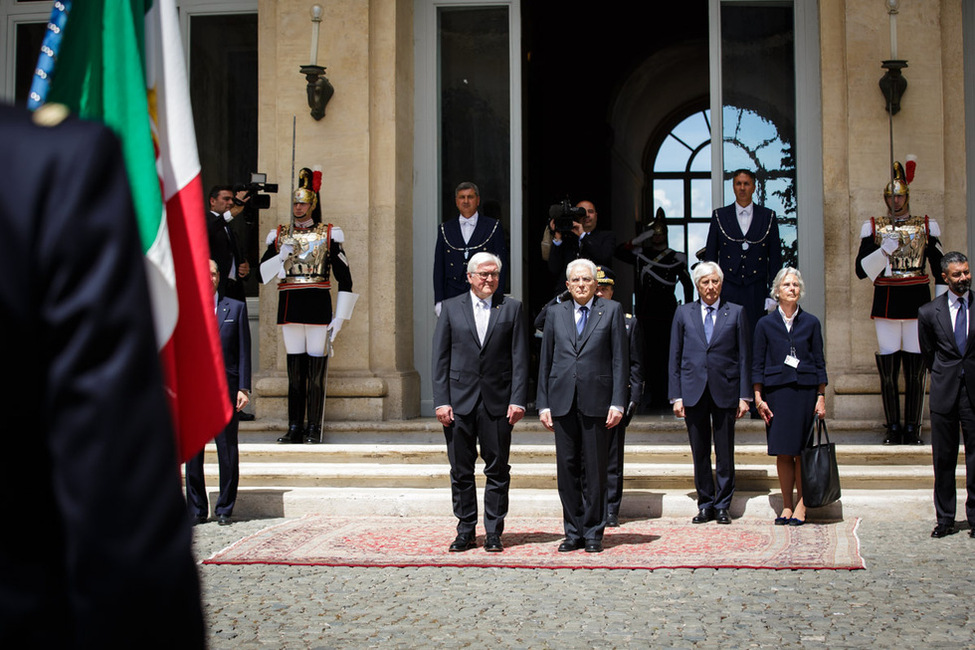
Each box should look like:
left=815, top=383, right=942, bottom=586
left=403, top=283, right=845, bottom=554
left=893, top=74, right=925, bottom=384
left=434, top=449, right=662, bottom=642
left=261, top=167, right=357, bottom=444
left=615, top=208, right=693, bottom=408
left=855, top=158, right=945, bottom=445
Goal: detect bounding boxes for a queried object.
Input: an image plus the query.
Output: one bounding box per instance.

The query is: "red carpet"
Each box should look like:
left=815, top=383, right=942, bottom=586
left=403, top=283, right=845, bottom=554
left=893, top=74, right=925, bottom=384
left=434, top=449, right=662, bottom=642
left=204, top=516, right=864, bottom=570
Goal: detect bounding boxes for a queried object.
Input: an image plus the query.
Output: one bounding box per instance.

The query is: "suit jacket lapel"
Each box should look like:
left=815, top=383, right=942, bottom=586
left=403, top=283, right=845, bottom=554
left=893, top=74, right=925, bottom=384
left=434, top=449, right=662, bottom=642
left=693, top=300, right=708, bottom=345
left=481, top=294, right=503, bottom=348
left=743, top=207, right=765, bottom=240
left=458, top=292, right=480, bottom=347
left=935, top=295, right=956, bottom=354
left=217, top=299, right=230, bottom=332
left=577, top=297, right=602, bottom=349
left=709, top=299, right=731, bottom=344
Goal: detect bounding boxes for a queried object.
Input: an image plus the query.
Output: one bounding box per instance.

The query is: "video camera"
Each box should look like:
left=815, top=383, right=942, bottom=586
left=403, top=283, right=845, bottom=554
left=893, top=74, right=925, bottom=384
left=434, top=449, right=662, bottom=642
left=233, top=172, right=278, bottom=210
left=548, top=197, right=588, bottom=236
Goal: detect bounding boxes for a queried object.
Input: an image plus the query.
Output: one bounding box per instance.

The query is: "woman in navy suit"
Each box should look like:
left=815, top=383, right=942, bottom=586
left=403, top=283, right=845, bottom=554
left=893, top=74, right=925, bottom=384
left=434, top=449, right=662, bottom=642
left=752, top=268, right=827, bottom=525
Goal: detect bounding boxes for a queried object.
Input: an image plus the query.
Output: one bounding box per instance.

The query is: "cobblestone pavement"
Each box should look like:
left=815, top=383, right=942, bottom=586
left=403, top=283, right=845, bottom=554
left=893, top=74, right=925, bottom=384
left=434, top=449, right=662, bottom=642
left=192, top=517, right=975, bottom=648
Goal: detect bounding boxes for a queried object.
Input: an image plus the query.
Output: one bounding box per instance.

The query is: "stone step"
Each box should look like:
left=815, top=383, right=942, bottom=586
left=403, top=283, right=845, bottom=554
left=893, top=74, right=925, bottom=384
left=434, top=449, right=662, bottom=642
left=210, top=443, right=947, bottom=467
left=240, top=417, right=913, bottom=445
left=212, top=487, right=947, bottom=523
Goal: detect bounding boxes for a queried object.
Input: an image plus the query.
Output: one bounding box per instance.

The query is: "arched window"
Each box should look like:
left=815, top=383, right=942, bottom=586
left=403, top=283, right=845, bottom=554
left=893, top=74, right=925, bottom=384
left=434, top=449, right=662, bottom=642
left=646, top=106, right=798, bottom=301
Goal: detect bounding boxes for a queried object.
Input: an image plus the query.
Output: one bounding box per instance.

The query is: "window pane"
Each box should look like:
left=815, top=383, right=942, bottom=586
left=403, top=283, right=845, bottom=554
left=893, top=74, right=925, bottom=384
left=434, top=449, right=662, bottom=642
left=670, top=111, right=711, bottom=155
left=190, top=13, right=259, bottom=296
left=653, top=179, right=684, bottom=220
left=15, top=22, right=46, bottom=106
left=721, top=3, right=797, bottom=266
left=689, top=141, right=710, bottom=172
left=654, top=135, right=691, bottom=172
left=690, top=178, right=711, bottom=218
left=439, top=6, right=511, bottom=258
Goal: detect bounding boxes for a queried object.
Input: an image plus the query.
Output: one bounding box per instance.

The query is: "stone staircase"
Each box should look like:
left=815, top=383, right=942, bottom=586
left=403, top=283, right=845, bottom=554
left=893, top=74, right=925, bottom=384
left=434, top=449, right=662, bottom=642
left=193, top=416, right=962, bottom=523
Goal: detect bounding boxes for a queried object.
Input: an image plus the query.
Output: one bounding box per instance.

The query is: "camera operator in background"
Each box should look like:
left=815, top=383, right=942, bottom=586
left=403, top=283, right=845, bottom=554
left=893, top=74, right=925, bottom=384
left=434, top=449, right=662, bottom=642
left=546, top=199, right=616, bottom=290
left=207, top=185, right=251, bottom=301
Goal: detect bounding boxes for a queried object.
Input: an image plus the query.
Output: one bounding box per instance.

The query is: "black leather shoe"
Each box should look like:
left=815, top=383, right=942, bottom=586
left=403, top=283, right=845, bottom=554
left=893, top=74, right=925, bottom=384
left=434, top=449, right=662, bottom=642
left=715, top=509, right=732, bottom=524
left=584, top=541, right=603, bottom=553
left=558, top=539, right=584, bottom=552
left=692, top=508, right=715, bottom=524
left=931, top=523, right=956, bottom=538
left=484, top=534, right=503, bottom=552
left=606, top=513, right=620, bottom=527
left=277, top=424, right=304, bottom=444
left=192, top=515, right=207, bottom=526
left=969, top=528, right=975, bottom=538
left=217, top=514, right=232, bottom=526
left=448, top=534, right=476, bottom=552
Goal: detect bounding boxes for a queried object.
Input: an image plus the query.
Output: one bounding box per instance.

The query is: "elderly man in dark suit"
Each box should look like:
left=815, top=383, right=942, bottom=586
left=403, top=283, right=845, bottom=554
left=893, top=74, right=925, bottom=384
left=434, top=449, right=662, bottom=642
left=669, top=261, right=751, bottom=525
left=0, top=103, right=203, bottom=646
left=704, top=169, right=781, bottom=343
left=538, top=258, right=629, bottom=553
left=433, top=182, right=509, bottom=316
left=918, top=251, right=975, bottom=539
left=185, top=259, right=252, bottom=526
left=432, top=252, right=529, bottom=552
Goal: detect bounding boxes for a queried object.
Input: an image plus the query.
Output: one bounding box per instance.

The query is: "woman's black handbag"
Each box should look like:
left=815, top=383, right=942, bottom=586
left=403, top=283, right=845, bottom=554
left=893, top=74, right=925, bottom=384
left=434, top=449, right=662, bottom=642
left=801, top=418, right=841, bottom=508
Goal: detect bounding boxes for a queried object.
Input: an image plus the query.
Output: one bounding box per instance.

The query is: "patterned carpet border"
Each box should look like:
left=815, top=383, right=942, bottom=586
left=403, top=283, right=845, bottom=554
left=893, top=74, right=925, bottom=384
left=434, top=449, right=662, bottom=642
left=204, top=515, right=865, bottom=571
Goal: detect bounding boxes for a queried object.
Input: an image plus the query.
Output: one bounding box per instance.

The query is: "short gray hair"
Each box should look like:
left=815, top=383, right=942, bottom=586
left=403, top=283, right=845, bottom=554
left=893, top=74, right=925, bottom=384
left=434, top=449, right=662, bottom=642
left=467, top=251, right=502, bottom=274
left=565, top=258, right=597, bottom=281
left=455, top=181, right=479, bottom=197
left=692, top=261, right=723, bottom=286
left=770, top=267, right=805, bottom=301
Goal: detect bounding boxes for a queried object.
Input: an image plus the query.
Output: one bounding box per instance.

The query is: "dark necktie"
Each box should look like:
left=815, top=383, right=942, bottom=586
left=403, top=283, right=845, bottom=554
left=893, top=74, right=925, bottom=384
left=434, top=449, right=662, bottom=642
left=956, top=297, right=967, bottom=354
left=577, top=306, right=588, bottom=337
left=705, top=305, right=714, bottom=344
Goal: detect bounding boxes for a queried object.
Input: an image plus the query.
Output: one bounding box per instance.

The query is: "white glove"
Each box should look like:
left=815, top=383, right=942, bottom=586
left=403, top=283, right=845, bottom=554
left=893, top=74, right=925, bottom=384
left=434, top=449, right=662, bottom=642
left=435, top=302, right=442, bottom=317
left=266, top=229, right=278, bottom=246
left=880, top=237, right=899, bottom=254
left=631, top=230, right=654, bottom=246
left=764, top=298, right=777, bottom=312
left=279, top=243, right=294, bottom=258
left=329, top=318, right=344, bottom=342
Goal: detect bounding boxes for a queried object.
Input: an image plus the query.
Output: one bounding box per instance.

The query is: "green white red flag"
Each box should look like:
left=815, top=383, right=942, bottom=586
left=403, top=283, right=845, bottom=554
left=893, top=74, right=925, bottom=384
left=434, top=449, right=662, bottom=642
left=30, top=0, right=232, bottom=463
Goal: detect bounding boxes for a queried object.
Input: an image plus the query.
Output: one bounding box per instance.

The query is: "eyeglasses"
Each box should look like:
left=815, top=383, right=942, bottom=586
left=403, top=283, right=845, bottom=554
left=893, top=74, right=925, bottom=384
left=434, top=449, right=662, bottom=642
left=471, top=271, right=500, bottom=280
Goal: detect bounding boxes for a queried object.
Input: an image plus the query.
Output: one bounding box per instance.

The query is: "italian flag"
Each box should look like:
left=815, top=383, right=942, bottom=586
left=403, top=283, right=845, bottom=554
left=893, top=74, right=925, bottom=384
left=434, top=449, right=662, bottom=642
left=30, top=0, right=232, bottom=463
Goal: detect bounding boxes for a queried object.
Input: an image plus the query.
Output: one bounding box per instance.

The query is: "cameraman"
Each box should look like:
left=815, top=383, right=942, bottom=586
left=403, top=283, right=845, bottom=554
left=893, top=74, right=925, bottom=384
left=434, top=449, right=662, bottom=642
left=207, top=185, right=251, bottom=301
left=546, top=200, right=616, bottom=283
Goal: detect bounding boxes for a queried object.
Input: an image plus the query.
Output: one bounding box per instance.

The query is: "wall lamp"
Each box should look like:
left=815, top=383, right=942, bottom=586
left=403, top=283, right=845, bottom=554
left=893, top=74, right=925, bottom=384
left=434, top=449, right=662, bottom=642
left=879, top=0, right=908, bottom=115
left=301, top=4, right=334, bottom=120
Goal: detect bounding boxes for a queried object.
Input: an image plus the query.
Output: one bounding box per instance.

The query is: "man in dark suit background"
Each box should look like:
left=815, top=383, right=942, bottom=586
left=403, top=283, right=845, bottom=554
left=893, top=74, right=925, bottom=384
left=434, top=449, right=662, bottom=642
left=433, top=182, right=509, bottom=316
left=0, top=103, right=203, bottom=646
left=207, top=184, right=251, bottom=301
left=432, top=252, right=529, bottom=552
left=185, top=259, right=252, bottom=526
left=594, top=266, right=643, bottom=527
left=538, top=258, right=629, bottom=553
left=704, top=169, right=781, bottom=343
left=917, top=251, right=975, bottom=539
left=669, top=261, right=751, bottom=525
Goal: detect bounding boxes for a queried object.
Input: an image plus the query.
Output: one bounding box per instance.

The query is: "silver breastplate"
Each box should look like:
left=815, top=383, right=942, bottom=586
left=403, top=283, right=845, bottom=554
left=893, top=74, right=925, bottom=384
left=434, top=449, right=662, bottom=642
left=873, top=215, right=928, bottom=278
left=279, top=224, right=331, bottom=285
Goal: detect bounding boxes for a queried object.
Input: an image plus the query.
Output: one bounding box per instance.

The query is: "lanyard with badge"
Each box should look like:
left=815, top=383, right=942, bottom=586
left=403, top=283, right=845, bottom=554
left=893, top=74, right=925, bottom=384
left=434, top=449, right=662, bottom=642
left=783, top=313, right=800, bottom=369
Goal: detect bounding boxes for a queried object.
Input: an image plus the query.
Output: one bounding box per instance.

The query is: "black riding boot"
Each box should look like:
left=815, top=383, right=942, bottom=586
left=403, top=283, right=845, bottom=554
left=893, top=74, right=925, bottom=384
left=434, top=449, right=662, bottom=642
left=901, top=352, right=927, bottom=445
left=278, top=353, right=308, bottom=444
left=876, top=352, right=902, bottom=445
left=305, top=354, right=329, bottom=444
